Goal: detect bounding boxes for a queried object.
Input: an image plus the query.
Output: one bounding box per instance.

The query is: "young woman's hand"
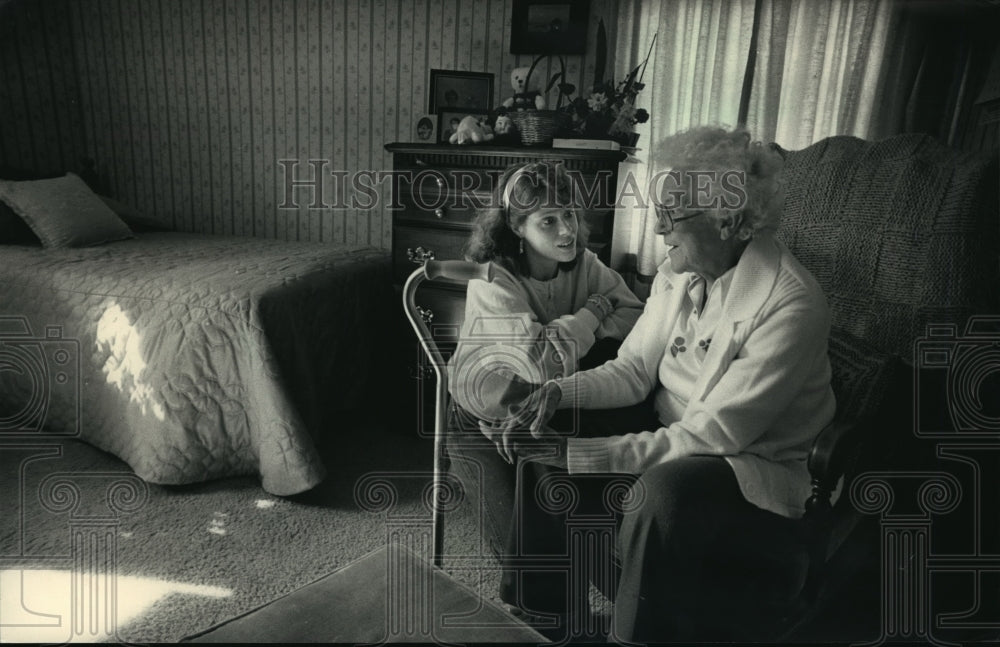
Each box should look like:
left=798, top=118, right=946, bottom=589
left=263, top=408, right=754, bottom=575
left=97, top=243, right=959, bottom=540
left=478, top=419, right=529, bottom=464
left=584, top=293, right=614, bottom=321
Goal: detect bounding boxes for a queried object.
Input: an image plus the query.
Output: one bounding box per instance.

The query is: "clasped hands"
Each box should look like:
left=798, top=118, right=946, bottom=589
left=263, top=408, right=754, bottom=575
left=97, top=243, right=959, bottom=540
left=478, top=381, right=563, bottom=466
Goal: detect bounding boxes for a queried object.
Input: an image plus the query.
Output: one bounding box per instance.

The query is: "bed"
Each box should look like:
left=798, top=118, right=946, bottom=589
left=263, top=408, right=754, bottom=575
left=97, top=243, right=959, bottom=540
left=0, top=172, right=392, bottom=495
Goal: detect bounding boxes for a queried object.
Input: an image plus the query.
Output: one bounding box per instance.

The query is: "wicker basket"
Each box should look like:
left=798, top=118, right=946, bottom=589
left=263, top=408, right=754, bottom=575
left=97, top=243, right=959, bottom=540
left=510, top=109, right=571, bottom=146
left=507, top=54, right=574, bottom=146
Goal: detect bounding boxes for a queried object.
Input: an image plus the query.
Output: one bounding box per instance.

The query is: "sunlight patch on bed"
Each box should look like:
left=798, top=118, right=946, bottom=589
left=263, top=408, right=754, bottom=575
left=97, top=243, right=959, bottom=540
left=0, top=568, right=230, bottom=643
left=96, top=304, right=166, bottom=421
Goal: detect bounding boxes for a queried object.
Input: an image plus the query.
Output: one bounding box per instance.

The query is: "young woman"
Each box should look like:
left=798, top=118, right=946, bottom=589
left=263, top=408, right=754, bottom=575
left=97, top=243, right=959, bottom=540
left=446, top=160, right=645, bottom=630
left=448, top=160, right=644, bottom=444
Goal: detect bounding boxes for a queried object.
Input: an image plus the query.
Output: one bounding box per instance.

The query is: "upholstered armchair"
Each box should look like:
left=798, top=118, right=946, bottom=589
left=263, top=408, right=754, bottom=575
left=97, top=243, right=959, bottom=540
left=433, top=132, right=997, bottom=641
left=775, top=133, right=999, bottom=640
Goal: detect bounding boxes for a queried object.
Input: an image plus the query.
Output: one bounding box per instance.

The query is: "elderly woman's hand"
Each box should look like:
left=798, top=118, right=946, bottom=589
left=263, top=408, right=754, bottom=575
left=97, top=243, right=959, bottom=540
left=477, top=418, right=521, bottom=464
left=478, top=381, right=562, bottom=463
left=510, top=380, right=562, bottom=438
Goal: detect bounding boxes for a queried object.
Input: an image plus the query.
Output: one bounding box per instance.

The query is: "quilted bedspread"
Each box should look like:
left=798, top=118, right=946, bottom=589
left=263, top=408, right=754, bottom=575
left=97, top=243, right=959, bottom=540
left=0, top=233, right=391, bottom=494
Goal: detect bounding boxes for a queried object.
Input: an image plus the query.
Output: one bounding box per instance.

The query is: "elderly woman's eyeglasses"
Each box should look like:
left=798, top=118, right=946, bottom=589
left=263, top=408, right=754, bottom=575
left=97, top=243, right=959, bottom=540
left=654, top=205, right=706, bottom=233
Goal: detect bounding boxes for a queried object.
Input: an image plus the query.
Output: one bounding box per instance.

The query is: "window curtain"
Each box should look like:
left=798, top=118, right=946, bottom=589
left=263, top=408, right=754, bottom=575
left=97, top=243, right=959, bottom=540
left=611, top=0, right=758, bottom=277
left=866, top=3, right=1000, bottom=153
left=620, top=0, right=896, bottom=278
left=743, top=0, right=895, bottom=149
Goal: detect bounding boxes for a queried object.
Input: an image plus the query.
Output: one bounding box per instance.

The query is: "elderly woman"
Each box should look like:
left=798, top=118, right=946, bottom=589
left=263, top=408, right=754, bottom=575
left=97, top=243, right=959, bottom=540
left=496, top=126, right=836, bottom=641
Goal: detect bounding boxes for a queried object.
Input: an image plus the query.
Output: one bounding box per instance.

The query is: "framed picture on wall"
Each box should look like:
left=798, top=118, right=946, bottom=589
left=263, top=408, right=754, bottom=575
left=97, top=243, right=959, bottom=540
left=510, top=0, right=590, bottom=55
left=414, top=114, right=437, bottom=142
left=428, top=70, right=495, bottom=114
left=438, top=110, right=488, bottom=144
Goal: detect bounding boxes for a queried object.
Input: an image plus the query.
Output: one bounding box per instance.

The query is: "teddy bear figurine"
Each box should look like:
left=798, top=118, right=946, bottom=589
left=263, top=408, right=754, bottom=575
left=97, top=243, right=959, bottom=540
left=449, top=115, right=495, bottom=145
left=501, top=66, right=546, bottom=111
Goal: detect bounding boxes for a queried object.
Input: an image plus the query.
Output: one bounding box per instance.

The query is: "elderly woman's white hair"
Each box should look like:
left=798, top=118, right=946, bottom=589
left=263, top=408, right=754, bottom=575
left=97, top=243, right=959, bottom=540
left=657, top=126, right=785, bottom=237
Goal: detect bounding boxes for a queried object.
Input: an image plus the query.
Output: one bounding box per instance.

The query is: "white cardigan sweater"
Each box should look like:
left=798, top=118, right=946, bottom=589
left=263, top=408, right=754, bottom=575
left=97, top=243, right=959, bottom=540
left=556, top=234, right=836, bottom=518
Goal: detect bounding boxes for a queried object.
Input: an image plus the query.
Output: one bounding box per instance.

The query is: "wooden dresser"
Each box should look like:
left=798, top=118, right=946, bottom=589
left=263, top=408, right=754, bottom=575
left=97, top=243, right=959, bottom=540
left=384, top=143, right=627, bottom=431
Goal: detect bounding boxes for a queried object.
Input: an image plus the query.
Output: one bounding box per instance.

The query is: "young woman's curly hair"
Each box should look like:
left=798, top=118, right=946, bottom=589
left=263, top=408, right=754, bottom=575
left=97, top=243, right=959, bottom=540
left=657, top=126, right=785, bottom=236
left=464, top=161, right=589, bottom=275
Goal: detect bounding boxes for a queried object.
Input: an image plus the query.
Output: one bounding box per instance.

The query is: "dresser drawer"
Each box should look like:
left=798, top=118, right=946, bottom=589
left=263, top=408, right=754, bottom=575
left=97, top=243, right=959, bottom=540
left=407, top=282, right=470, bottom=436
left=395, top=166, right=498, bottom=192
left=392, top=223, right=472, bottom=285
left=397, top=189, right=488, bottom=226
left=396, top=192, right=611, bottom=236
left=411, top=284, right=469, bottom=339
left=396, top=167, right=495, bottom=217
left=402, top=282, right=468, bottom=372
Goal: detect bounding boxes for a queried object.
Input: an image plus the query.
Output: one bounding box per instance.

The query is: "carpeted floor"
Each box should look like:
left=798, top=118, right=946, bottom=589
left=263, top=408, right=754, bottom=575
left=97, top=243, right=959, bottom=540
left=1, top=410, right=897, bottom=644
left=0, top=414, right=506, bottom=643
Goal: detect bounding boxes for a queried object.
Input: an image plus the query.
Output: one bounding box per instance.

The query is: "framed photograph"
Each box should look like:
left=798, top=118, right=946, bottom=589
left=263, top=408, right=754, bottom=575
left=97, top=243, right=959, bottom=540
left=428, top=70, right=495, bottom=114
left=414, top=114, right=437, bottom=142
left=510, top=0, right=590, bottom=55
left=438, top=110, right=488, bottom=144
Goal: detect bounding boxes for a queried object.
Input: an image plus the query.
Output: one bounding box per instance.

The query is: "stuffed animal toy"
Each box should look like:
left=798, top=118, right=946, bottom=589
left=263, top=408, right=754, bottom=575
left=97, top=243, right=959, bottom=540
left=502, top=66, right=546, bottom=111
left=449, top=115, right=495, bottom=145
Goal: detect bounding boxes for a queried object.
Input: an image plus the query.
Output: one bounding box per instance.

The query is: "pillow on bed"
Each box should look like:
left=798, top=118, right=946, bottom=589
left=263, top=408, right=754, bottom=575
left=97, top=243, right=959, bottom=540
left=0, top=173, right=134, bottom=248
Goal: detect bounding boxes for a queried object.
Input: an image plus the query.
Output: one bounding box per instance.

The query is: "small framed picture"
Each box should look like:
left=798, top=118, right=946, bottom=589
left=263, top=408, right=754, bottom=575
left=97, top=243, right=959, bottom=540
left=510, top=0, right=590, bottom=55
left=414, top=114, right=437, bottom=142
left=438, top=110, right=488, bottom=144
left=428, top=70, right=495, bottom=114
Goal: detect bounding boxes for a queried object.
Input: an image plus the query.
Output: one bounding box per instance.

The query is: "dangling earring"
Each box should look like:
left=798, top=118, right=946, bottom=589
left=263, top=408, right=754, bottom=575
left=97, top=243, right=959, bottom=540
left=519, top=238, right=524, bottom=254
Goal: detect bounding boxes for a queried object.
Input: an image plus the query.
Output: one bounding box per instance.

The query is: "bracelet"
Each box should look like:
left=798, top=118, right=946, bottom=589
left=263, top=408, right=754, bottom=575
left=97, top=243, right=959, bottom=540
left=586, top=294, right=613, bottom=319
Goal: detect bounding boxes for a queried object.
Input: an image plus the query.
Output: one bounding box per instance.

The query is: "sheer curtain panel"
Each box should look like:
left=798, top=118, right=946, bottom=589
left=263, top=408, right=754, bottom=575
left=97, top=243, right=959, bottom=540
left=622, top=0, right=894, bottom=275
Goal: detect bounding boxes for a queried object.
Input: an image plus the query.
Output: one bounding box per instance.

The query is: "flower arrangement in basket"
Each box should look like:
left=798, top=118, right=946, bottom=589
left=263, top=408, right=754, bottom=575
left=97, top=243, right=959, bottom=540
left=563, top=25, right=657, bottom=147
left=501, top=54, right=576, bottom=146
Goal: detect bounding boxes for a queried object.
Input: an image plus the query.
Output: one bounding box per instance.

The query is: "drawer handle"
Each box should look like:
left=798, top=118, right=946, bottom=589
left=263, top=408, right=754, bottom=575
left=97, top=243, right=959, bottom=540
left=407, top=246, right=436, bottom=265
left=417, top=306, right=434, bottom=325
left=434, top=208, right=445, bottom=219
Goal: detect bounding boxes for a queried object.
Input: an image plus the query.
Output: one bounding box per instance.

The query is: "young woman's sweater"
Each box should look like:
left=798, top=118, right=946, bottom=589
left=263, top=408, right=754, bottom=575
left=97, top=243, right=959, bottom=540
left=448, top=249, right=643, bottom=422
left=555, top=234, right=837, bottom=518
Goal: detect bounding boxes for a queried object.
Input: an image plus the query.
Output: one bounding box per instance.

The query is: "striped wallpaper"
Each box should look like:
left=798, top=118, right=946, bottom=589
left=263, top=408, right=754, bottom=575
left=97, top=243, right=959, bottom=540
left=1, top=0, right=621, bottom=249
left=0, top=0, right=89, bottom=178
